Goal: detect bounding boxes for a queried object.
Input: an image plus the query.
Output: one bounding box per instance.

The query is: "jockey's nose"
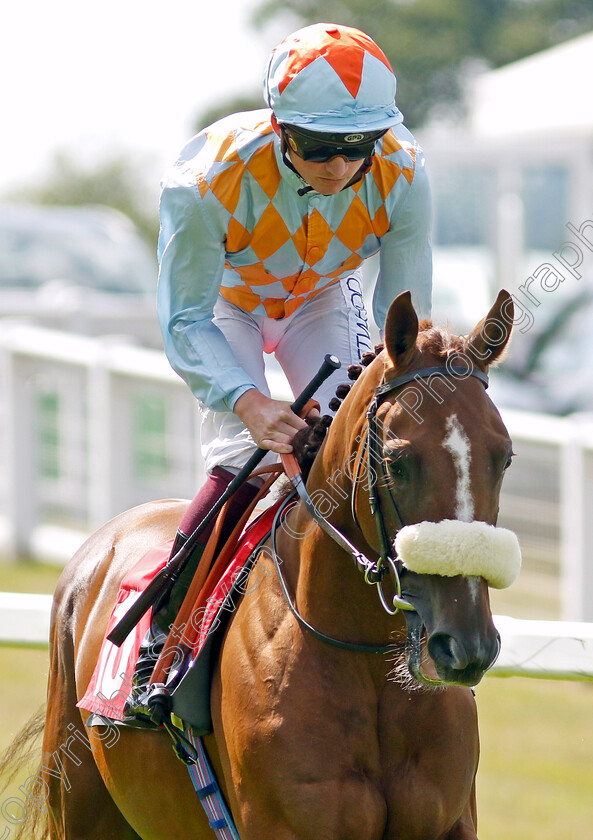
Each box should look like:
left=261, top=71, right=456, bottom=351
left=324, top=155, right=350, bottom=176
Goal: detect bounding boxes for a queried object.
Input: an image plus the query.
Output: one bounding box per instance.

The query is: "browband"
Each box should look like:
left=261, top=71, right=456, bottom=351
left=374, top=365, right=489, bottom=406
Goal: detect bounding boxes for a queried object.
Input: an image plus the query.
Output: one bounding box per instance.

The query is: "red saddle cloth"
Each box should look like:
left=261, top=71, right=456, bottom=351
left=78, top=500, right=282, bottom=721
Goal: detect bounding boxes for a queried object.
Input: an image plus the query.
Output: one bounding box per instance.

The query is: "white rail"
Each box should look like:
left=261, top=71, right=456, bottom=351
left=491, top=615, right=593, bottom=680
left=1, top=592, right=591, bottom=680
left=0, top=591, right=53, bottom=646
left=1, top=324, right=593, bottom=621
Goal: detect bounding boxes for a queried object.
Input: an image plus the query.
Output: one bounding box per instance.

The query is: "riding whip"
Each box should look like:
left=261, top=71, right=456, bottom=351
left=107, top=353, right=341, bottom=646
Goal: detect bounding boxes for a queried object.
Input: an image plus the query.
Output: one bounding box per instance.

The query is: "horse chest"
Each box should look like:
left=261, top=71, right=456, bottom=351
left=218, top=635, right=472, bottom=839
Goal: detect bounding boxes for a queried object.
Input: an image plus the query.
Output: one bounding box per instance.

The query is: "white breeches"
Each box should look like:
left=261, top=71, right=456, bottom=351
left=200, top=272, right=373, bottom=473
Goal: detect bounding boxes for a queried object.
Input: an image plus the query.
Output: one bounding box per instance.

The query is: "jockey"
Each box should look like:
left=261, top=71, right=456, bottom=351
left=127, top=22, right=432, bottom=715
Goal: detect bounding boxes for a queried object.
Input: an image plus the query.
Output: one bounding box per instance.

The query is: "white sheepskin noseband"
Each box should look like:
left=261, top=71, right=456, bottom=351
left=394, top=520, right=522, bottom=589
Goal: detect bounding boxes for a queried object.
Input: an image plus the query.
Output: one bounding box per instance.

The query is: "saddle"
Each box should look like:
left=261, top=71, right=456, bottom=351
left=79, top=414, right=331, bottom=735
left=78, top=467, right=285, bottom=734
left=170, top=493, right=286, bottom=733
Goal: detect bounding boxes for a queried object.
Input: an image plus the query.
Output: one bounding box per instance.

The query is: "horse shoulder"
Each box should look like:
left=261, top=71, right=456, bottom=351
left=377, top=683, right=479, bottom=839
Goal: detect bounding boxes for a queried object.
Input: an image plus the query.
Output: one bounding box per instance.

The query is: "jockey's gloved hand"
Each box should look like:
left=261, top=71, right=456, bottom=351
left=233, top=388, right=310, bottom=454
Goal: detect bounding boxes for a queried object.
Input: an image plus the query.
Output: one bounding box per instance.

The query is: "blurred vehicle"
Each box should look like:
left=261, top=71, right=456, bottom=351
left=0, top=204, right=161, bottom=346
left=431, top=246, right=593, bottom=416
left=488, top=286, right=593, bottom=416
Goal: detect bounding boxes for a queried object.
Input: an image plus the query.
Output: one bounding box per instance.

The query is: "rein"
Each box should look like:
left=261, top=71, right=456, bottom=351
left=271, top=363, right=490, bottom=651
left=270, top=491, right=396, bottom=654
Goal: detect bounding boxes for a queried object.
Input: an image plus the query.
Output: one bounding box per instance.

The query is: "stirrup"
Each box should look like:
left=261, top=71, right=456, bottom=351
left=124, top=531, right=193, bottom=720
left=123, top=621, right=169, bottom=721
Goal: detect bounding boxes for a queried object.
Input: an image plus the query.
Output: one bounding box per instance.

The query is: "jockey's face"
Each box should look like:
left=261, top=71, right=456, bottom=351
left=288, top=149, right=365, bottom=195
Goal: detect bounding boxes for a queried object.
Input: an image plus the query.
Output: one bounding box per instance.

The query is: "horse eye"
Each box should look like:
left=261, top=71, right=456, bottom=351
left=386, top=456, right=408, bottom=481
left=504, top=452, right=515, bottom=471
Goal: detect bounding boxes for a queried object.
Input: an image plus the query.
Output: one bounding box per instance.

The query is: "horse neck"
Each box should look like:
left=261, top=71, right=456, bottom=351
left=290, top=357, right=404, bottom=646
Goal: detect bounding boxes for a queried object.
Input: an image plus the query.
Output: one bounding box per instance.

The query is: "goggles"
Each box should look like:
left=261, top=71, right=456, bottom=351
left=282, top=125, right=386, bottom=162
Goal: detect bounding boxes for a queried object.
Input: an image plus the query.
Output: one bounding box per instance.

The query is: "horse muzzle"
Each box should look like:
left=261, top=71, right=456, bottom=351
left=403, top=607, right=501, bottom=688
left=392, top=519, right=519, bottom=687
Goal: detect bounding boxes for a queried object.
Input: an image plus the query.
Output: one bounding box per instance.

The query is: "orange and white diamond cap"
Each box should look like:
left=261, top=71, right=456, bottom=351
left=264, top=23, right=403, bottom=133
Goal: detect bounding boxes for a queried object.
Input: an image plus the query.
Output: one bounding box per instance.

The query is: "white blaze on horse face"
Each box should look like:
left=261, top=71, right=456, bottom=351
left=442, top=414, right=474, bottom=522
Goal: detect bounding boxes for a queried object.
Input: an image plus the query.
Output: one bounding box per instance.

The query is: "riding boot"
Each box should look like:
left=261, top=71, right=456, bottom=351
left=123, top=529, right=197, bottom=720
left=124, top=467, right=263, bottom=720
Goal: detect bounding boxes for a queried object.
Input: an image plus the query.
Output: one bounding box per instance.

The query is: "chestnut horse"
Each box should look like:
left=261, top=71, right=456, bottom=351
left=28, top=291, right=516, bottom=839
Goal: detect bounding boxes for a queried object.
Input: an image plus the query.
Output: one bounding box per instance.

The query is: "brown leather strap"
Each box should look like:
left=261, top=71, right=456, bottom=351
left=150, top=464, right=283, bottom=685
left=280, top=452, right=302, bottom=481
left=299, top=397, right=320, bottom=417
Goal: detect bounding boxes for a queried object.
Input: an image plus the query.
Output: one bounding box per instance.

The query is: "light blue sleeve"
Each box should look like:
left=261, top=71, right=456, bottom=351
left=373, top=149, right=433, bottom=330
left=157, top=174, right=256, bottom=412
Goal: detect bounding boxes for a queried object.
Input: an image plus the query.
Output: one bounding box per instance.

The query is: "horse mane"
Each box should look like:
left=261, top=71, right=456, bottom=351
left=291, top=321, right=470, bottom=481
left=417, top=319, right=466, bottom=359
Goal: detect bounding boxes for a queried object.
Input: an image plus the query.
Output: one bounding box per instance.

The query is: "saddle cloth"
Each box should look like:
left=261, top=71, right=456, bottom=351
left=77, top=499, right=284, bottom=732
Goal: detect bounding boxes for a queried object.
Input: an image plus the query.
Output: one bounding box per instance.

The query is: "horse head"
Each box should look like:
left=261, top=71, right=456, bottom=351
left=312, top=290, right=521, bottom=689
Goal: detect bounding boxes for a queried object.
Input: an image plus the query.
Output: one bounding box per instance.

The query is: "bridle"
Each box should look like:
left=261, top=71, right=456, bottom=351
left=362, top=365, right=489, bottom=613
left=270, top=363, right=489, bottom=653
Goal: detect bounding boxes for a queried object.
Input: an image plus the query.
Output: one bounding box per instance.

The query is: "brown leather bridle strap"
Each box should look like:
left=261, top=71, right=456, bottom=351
left=279, top=452, right=389, bottom=585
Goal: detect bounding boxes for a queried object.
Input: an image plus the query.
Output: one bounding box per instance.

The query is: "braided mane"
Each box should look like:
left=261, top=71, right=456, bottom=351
left=292, top=322, right=468, bottom=479
left=417, top=320, right=466, bottom=360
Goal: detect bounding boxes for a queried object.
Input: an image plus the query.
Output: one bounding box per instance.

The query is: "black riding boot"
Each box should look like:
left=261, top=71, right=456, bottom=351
left=124, top=468, right=262, bottom=721
left=124, top=530, right=203, bottom=720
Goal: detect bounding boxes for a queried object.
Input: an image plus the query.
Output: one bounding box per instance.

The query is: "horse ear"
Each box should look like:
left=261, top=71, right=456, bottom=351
left=384, top=291, right=419, bottom=369
left=465, top=289, right=514, bottom=368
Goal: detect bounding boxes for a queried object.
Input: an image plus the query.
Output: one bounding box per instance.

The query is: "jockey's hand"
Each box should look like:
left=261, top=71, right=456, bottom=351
left=233, top=389, right=316, bottom=454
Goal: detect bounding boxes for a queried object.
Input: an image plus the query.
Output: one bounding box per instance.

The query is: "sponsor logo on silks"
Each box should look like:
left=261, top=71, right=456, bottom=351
left=346, top=275, right=373, bottom=358
left=344, top=133, right=365, bottom=143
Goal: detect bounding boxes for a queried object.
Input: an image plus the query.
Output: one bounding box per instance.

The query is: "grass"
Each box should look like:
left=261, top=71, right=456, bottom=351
left=475, top=677, right=593, bottom=839
left=0, top=559, right=63, bottom=595
left=0, top=648, right=48, bottom=752
left=1, top=561, right=592, bottom=838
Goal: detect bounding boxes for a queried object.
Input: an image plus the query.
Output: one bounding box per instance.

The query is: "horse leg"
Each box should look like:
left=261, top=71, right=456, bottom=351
left=86, top=726, right=216, bottom=840
left=443, top=785, right=478, bottom=840
left=42, top=606, right=142, bottom=839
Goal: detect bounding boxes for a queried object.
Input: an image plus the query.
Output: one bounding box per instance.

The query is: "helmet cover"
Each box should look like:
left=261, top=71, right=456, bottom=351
left=264, top=23, right=403, bottom=133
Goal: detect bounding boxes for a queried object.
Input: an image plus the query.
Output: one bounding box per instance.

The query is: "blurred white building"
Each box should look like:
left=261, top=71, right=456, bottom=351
left=422, top=30, right=593, bottom=334
left=469, top=30, right=593, bottom=142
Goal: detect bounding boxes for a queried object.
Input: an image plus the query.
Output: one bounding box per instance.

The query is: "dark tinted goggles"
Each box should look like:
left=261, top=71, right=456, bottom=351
left=282, top=125, right=386, bottom=162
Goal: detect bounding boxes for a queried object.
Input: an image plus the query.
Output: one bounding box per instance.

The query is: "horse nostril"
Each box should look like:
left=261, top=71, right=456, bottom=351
left=428, top=633, right=469, bottom=671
